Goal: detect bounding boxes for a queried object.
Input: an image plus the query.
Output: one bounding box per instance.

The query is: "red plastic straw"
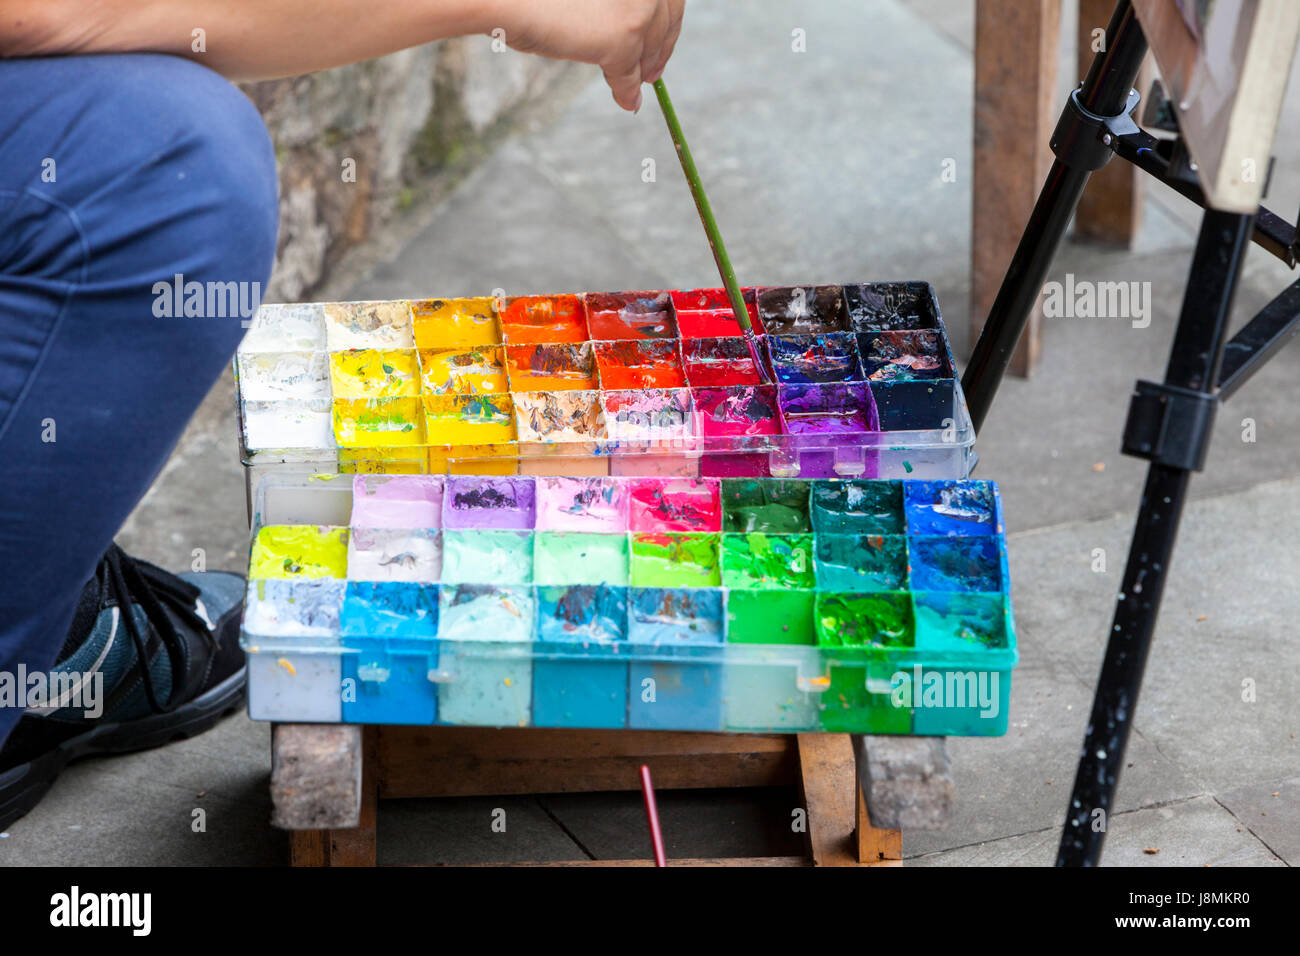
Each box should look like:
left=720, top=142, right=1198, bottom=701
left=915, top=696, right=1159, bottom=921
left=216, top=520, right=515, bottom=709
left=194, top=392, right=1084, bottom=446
left=639, top=765, right=667, bottom=867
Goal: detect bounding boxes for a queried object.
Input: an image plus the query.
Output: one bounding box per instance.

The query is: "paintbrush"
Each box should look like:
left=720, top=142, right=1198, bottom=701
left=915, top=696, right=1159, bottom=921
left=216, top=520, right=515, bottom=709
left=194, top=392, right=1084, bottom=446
left=651, top=78, right=770, bottom=384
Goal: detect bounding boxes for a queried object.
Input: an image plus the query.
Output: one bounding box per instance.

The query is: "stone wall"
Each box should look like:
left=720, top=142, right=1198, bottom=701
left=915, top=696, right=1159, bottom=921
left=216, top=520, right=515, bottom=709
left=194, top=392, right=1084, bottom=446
left=242, top=39, right=578, bottom=301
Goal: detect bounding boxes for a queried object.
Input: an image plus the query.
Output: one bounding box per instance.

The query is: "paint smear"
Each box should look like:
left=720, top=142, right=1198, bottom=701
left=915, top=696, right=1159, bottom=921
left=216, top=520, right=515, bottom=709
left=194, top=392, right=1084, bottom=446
left=629, top=532, right=721, bottom=587
left=443, top=476, right=536, bottom=529
left=411, top=297, right=501, bottom=348
left=628, top=477, right=721, bottom=532
left=333, top=397, right=426, bottom=447
left=324, top=301, right=415, bottom=350
left=669, top=287, right=763, bottom=338
left=351, top=475, right=443, bottom=528
left=513, top=390, right=606, bottom=443
left=593, top=340, right=686, bottom=390
left=693, top=386, right=781, bottom=439
left=505, top=343, right=598, bottom=391
left=500, top=295, right=587, bottom=343
left=418, top=346, right=508, bottom=395
left=766, top=333, right=864, bottom=384
left=603, top=388, right=698, bottom=444
left=250, top=525, right=349, bottom=579
left=535, top=476, right=628, bottom=532
left=584, top=291, right=677, bottom=340
left=756, top=286, right=847, bottom=336
left=682, top=336, right=766, bottom=387
left=424, top=393, right=517, bottom=445
left=329, top=348, right=422, bottom=398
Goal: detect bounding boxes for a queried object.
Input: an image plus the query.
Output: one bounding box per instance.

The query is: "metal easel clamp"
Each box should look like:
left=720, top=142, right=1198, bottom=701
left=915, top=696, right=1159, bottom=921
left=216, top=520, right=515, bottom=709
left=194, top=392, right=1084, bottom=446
left=1121, top=380, right=1218, bottom=472
left=1050, top=87, right=1142, bottom=172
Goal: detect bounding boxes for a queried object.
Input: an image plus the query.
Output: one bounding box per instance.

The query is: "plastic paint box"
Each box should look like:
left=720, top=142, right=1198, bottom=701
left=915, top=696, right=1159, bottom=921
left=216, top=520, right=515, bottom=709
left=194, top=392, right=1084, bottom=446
left=240, top=473, right=1018, bottom=735
left=234, top=283, right=975, bottom=488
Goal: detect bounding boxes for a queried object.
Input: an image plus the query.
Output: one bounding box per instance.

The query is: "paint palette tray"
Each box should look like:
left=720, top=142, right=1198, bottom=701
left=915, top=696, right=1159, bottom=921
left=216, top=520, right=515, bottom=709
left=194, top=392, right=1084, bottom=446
left=240, top=473, right=1017, bottom=735
left=234, top=282, right=975, bottom=484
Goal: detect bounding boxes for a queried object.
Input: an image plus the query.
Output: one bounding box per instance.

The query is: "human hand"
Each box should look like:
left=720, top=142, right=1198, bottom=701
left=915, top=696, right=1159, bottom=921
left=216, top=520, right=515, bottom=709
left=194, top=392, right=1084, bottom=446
left=493, top=0, right=685, bottom=112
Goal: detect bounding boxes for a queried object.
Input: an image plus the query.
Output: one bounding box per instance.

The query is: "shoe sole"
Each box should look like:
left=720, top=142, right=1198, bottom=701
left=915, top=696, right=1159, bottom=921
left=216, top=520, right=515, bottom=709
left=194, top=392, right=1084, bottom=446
left=0, top=665, right=246, bottom=832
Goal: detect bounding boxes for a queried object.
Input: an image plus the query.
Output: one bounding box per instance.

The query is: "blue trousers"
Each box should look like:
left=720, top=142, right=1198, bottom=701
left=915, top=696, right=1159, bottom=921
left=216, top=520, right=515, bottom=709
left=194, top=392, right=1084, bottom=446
left=0, top=54, right=279, bottom=746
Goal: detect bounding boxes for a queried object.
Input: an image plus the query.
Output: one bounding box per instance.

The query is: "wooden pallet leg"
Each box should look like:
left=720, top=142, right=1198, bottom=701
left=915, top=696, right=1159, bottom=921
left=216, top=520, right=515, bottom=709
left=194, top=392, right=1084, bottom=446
left=796, top=733, right=900, bottom=866
left=856, top=780, right=903, bottom=866
left=274, top=723, right=378, bottom=866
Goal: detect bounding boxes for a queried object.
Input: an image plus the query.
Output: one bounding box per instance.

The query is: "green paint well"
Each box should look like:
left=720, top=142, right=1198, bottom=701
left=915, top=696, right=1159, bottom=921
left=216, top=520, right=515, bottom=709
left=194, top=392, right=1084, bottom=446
left=720, top=533, right=816, bottom=589
left=721, top=478, right=812, bottom=533
left=533, top=533, right=630, bottom=586
left=725, top=590, right=816, bottom=645
left=815, top=592, right=915, bottom=649
left=913, top=592, right=1007, bottom=653
left=814, top=534, right=909, bottom=591
left=629, top=533, right=721, bottom=587
left=810, top=480, right=904, bottom=535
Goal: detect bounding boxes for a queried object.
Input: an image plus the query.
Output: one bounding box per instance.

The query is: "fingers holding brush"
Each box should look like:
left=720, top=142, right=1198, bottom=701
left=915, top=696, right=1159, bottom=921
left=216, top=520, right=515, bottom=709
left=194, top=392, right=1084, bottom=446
left=644, top=0, right=685, bottom=83
left=493, top=0, right=683, bottom=113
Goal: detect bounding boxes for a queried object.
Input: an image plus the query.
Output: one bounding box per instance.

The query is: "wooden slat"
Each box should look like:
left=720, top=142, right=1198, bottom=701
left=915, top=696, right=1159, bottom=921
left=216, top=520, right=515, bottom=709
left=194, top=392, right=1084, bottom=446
left=377, top=727, right=798, bottom=797
left=410, top=856, right=810, bottom=867
left=856, top=775, right=903, bottom=866
left=971, top=0, right=1061, bottom=377
left=796, top=733, right=861, bottom=867
left=289, top=829, right=329, bottom=867
left=1074, top=0, right=1150, bottom=245
left=322, top=726, right=379, bottom=865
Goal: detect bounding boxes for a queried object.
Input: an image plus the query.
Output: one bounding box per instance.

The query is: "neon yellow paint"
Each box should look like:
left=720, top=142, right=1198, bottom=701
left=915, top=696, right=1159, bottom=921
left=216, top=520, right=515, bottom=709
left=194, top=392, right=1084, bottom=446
left=333, top=397, right=426, bottom=447
left=418, top=347, right=508, bottom=395
left=329, top=349, right=420, bottom=398
left=412, top=297, right=501, bottom=348
left=424, top=393, right=517, bottom=445
left=249, top=525, right=348, bottom=579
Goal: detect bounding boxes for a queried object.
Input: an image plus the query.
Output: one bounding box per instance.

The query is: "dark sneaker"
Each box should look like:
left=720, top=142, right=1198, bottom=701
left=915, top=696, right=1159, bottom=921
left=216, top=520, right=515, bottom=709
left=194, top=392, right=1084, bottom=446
left=0, top=544, right=246, bottom=830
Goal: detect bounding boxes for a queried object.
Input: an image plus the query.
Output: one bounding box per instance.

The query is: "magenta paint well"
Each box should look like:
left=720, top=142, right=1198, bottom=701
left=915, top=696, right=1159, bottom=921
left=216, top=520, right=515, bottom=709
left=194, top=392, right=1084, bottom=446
left=670, top=287, right=763, bottom=338
left=584, top=291, right=678, bottom=340
left=350, top=475, right=443, bottom=528
left=694, top=386, right=782, bottom=439
left=628, top=477, right=721, bottom=532
left=535, top=476, right=629, bottom=532
left=682, top=337, right=767, bottom=387
left=443, top=476, right=536, bottom=529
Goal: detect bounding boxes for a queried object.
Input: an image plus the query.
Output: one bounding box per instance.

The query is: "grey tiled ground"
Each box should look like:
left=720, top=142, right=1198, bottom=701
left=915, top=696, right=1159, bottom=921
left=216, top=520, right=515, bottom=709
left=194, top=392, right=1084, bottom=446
left=4, top=0, right=1298, bottom=865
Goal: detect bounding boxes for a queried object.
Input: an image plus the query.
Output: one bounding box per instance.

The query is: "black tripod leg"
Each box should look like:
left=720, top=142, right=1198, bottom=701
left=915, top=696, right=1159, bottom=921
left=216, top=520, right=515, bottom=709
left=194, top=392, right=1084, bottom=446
left=1057, top=209, right=1254, bottom=866
left=962, top=0, right=1148, bottom=431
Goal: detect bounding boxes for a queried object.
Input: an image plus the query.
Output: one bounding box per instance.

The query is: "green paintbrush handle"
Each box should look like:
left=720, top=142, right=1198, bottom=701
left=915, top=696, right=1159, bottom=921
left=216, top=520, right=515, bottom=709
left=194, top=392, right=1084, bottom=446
left=652, top=78, right=753, bottom=335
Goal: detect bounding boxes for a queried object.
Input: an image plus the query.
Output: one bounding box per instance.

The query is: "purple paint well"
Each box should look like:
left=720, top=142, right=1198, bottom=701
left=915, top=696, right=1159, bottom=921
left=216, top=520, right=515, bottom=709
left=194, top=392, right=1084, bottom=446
left=350, top=475, right=443, bottom=528
left=442, top=476, right=536, bottom=529
left=778, top=383, right=878, bottom=435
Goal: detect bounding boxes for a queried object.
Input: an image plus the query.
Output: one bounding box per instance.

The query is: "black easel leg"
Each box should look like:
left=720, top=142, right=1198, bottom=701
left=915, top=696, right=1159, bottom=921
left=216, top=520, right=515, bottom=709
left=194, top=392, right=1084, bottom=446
left=962, top=0, right=1147, bottom=431
left=1057, top=209, right=1254, bottom=866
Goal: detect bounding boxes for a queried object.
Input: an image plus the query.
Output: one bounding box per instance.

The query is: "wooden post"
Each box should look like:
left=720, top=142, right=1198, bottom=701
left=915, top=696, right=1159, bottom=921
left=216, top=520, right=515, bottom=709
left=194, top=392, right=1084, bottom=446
left=972, top=0, right=1061, bottom=377
left=1074, top=0, right=1150, bottom=245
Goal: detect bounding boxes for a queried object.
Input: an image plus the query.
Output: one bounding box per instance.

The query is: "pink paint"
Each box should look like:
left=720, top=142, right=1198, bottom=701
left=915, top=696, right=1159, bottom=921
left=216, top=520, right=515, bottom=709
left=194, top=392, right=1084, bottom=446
left=350, top=475, right=444, bottom=528
left=535, top=476, right=629, bottom=532
left=628, top=477, right=721, bottom=532
left=694, top=386, right=782, bottom=439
